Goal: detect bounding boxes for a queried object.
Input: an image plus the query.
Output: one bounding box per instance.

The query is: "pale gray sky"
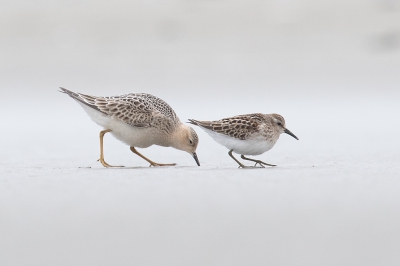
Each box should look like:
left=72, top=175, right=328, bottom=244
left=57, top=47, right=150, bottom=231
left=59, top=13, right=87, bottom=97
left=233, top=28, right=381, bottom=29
left=1, top=0, right=399, bottom=103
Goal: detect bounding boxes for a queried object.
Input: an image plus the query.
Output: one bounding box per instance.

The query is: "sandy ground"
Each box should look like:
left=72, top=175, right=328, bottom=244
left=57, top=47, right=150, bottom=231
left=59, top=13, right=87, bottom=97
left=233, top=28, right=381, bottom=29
left=1, top=96, right=400, bottom=266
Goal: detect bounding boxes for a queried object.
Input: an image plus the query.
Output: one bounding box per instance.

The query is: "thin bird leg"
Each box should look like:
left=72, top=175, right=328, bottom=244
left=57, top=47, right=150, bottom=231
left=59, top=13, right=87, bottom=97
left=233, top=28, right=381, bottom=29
left=228, top=149, right=254, bottom=169
left=97, top=129, right=124, bottom=168
left=240, top=155, right=276, bottom=167
left=130, top=147, right=176, bottom=167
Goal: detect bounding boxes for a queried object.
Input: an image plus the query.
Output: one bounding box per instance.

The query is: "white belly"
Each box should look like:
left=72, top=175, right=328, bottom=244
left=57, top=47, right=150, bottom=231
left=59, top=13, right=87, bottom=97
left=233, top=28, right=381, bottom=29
left=203, top=128, right=276, bottom=155
left=78, top=102, right=165, bottom=148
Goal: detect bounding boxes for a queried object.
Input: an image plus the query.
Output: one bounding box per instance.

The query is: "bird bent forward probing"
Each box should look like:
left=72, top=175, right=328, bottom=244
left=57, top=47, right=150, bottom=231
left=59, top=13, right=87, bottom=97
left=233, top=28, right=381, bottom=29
left=60, top=87, right=200, bottom=167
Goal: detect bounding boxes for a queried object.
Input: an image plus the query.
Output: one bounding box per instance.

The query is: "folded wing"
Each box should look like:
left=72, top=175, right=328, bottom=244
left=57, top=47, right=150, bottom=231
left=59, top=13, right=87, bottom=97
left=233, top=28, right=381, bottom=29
left=188, top=114, right=264, bottom=140
left=60, top=87, right=179, bottom=132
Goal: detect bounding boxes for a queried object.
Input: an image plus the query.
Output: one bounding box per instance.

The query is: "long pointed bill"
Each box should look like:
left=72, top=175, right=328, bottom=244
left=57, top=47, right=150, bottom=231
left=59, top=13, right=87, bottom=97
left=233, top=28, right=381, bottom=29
left=284, top=128, right=299, bottom=140
left=193, top=152, right=200, bottom=166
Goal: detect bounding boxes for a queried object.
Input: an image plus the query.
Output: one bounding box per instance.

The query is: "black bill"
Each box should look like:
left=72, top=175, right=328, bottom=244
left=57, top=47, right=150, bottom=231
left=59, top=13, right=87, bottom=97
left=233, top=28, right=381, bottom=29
left=193, top=152, right=200, bottom=166
left=284, top=128, right=299, bottom=140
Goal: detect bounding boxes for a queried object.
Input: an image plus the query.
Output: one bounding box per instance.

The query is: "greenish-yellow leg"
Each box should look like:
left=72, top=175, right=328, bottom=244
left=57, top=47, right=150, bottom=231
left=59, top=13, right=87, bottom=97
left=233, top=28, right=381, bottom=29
left=97, top=129, right=124, bottom=168
left=130, top=146, right=176, bottom=167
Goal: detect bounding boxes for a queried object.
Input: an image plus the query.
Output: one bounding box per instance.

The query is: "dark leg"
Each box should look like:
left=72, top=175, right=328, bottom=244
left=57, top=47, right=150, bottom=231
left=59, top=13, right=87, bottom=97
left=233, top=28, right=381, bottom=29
left=241, top=155, right=276, bottom=167
left=228, top=149, right=255, bottom=168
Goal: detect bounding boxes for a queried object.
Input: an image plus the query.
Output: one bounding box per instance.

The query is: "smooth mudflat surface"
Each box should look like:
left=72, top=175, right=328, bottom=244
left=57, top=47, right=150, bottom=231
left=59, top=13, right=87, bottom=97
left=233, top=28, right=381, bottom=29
left=1, top=98, right=400, bottom=266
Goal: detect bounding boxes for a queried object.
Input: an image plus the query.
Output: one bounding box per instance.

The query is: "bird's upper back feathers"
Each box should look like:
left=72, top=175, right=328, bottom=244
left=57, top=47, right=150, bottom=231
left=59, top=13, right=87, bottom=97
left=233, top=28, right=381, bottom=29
left=191, top=113, right=270, bottom=140
left=67, top=90, right=179, bottom=132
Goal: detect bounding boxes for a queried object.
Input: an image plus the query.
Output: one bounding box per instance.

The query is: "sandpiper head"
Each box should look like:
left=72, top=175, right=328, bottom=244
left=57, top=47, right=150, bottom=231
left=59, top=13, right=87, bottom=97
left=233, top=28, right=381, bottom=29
left=172, top=124, right=200, bottom=166
left=271, top=114, right=299, bottom=140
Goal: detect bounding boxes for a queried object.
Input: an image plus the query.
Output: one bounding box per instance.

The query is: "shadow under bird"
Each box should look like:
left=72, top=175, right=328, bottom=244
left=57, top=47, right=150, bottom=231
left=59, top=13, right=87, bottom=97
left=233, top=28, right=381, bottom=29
left=60, top=88, right=200, bottom=167
left=189, top=113, right=298, bottom=168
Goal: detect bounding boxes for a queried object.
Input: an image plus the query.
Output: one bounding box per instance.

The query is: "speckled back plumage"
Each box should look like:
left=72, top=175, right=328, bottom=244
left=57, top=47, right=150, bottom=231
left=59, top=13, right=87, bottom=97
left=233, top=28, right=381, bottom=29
left=60, top=88, right=179, bottom=133
left=188, top=113, right=276, bottom=140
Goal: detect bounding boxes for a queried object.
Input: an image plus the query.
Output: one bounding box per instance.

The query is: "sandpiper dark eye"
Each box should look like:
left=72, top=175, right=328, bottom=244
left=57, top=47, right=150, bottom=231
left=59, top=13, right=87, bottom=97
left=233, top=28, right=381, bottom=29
left=277, top=122, right=282, bottom=126
left=189, top=139, right=193, bottom=145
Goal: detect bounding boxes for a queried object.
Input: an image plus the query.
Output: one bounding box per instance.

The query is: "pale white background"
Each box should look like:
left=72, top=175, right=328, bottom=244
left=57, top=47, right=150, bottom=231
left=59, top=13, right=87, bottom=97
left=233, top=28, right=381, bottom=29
left=1, top=0, right=400, bottom=265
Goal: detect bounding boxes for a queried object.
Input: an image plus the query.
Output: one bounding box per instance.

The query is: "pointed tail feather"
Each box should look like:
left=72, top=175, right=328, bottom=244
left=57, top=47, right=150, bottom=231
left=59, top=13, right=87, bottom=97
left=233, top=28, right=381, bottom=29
left=187, top=119, right=200, bottom=126
left=59, top=87, right=106, bottom=114
left=187, top=119, right=214, bottom=131
left=59, top=87, right=81, bottom=99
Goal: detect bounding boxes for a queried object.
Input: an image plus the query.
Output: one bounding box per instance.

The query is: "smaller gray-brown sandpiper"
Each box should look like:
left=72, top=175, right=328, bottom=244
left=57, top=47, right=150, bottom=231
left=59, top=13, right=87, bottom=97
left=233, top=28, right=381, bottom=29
left=189, top=113, right=298, bottom=168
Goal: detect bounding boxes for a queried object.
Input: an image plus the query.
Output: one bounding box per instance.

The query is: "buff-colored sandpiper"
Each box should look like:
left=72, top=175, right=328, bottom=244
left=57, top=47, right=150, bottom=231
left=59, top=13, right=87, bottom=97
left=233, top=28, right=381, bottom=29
left=60, top=88, right=200, bottom=167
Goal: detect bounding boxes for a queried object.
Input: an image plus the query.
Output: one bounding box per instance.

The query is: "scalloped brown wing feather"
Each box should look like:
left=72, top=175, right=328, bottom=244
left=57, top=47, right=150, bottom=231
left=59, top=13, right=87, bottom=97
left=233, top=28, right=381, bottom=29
left=189, top=114, right=265, bottom=140
left=64, top=89, right=179, bottom=132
